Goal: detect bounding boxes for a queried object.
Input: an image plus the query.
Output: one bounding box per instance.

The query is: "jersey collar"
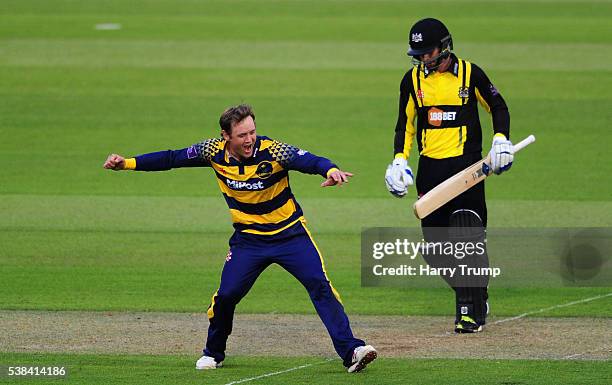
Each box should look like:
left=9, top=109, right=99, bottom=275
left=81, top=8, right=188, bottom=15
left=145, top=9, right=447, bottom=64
left=449, top=54, right=460, bottom=76
left=422, top=53, right=459, bottom=78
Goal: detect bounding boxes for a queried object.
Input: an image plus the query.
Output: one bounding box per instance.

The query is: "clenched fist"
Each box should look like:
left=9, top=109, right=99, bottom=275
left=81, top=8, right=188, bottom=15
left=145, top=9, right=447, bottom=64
left=103, top=154, right=126, bottom=170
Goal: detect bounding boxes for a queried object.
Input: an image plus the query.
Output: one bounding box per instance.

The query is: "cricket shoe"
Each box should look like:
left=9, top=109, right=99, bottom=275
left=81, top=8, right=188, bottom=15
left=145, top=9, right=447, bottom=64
left=454, top=315, right=483, bottom=334
left=347, top=345, right=377, bottom=373
left=195, top=355, right=223, bottom=370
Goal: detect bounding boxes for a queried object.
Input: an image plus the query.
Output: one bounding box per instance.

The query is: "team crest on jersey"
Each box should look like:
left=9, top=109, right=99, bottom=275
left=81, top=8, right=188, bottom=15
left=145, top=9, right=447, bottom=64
left=256, top=161, right=273, bottom=179
left=416, top=89, right=425, bottom=100
left=458, top=86, right=469, bottom=98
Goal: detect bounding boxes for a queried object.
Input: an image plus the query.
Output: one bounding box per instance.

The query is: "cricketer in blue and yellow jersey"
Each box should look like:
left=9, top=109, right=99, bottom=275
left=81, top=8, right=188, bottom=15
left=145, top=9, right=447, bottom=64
left=103, top=104, right=377, bottom=373
left=125, top=135, right=338, bottom=236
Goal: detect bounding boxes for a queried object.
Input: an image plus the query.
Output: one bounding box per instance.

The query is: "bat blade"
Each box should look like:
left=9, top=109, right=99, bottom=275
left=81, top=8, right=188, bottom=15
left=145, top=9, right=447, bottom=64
left=413, top=156, right=492, bottom=219
left=413, top=135, right=535, bottom=219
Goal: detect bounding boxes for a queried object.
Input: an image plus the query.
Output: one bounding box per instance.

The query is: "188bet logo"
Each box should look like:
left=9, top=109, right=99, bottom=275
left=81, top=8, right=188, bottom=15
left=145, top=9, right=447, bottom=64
left=428, top=107, right=457, bottom=127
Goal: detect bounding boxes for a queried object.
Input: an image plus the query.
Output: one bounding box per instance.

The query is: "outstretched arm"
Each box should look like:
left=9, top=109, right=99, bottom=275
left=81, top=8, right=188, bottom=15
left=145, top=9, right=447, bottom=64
left=103, top=146, right=209, bottom=171
left=320, top=168, right=353, bottom=187
left=269, top=141, right=353, bottom=187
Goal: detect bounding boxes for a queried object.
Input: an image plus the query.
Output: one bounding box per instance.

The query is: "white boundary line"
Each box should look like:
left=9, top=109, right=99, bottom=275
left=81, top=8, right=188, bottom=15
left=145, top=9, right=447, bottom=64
left=224, top=358, right=334, bottom=385
left=490, top=292, right=612, bottom=325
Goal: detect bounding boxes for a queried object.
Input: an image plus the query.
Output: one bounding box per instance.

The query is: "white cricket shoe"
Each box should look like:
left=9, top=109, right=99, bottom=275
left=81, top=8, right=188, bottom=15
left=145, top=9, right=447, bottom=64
left=347, top=345, right=377, bottom=373
left=195, top=355, right=223, bottom=370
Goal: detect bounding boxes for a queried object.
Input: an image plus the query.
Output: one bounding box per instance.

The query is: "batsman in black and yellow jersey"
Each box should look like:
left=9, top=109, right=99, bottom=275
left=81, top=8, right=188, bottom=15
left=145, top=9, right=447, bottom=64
left=385, top=18, right=517, bottom=333
left=103, top=104, right=377, bottom=373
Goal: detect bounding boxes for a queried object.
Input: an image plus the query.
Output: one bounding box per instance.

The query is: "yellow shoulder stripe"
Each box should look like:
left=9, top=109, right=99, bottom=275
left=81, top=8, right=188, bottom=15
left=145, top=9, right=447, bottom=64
left=258, top=139, right=274, bottom=151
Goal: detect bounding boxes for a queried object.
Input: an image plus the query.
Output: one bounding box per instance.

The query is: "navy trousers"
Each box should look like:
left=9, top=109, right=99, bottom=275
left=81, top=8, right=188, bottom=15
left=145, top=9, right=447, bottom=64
left=203, top=223, right=364, bottom=366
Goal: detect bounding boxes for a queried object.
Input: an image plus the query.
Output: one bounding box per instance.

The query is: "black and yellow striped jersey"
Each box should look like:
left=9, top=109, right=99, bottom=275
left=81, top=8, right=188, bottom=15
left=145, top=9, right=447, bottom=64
left=125, top=136, right=338, bottom=236
left=394, top=54, right=510, bottom=160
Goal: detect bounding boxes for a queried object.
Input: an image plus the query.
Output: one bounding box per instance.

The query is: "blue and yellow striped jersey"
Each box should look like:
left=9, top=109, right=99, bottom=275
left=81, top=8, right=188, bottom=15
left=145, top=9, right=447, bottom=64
left=127, top=136, right=337, bottom=236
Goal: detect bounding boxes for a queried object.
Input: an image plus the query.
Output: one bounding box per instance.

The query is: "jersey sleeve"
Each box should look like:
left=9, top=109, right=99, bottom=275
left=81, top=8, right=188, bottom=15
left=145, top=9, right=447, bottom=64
left=394, top=71, right=417, bottom=159
left=471, top=64, right=511, bottom=139
left=129, top=138, right=221, bottom=171
left=268, top=140, right=337, bottom=178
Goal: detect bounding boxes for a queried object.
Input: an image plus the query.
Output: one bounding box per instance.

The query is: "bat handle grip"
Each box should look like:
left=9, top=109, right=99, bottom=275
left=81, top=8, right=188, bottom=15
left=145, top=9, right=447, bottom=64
left=513, top=134, right=536, bottom=153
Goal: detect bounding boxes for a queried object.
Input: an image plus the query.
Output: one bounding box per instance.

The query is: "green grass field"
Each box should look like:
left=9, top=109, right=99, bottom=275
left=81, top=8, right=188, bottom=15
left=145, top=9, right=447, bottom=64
left=1, top=0, right=611, bottom=384
left=1, top=353, right=611, bottom=385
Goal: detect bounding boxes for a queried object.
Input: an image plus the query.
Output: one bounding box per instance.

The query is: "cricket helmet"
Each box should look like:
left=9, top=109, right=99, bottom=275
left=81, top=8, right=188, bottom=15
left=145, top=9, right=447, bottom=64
left=407, top=18, right=453, bottom=58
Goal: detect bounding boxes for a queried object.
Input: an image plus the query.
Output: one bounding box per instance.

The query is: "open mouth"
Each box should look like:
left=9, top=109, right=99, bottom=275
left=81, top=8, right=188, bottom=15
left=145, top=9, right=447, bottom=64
left=243, top=144, right=253, bottom=154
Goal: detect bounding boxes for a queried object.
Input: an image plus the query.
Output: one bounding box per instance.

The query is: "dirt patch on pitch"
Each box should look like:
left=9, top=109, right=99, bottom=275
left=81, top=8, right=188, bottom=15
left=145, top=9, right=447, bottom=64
left=0, top=311, right=609, bottom=360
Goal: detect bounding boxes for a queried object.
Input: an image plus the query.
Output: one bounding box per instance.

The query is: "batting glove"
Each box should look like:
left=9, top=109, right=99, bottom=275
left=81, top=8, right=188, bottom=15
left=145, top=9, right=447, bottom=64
left=488, top=134, right=514, bottom=175
left=385, top=157, right=414, bottom=198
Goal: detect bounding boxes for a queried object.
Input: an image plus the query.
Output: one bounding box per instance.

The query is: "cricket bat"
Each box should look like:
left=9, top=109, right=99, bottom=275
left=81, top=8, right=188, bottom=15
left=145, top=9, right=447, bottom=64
left=413, top=135, right=536, bottom=219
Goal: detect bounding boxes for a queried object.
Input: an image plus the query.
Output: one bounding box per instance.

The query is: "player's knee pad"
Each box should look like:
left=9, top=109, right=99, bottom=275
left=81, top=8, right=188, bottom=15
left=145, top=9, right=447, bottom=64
left=449, top=209, right=485, bottom=242
left=420, top=226, right=457, bottom=289
left=448, top=209, right=487, bottom=265
left=449, top=209, right=489, bottom=286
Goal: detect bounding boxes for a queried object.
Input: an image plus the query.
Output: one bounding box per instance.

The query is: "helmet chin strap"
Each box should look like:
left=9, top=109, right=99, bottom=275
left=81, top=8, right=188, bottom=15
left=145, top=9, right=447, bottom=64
left=411, top=47, right=452, bottom=74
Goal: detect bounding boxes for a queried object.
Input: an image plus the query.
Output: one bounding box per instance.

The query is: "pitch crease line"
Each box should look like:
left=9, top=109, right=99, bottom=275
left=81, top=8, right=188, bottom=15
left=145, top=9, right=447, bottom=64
left=563, top=346, right=610, bottom=360
left=490, top=292, right=612, bottom=325
left=432, top=292, right=612, bottom=337
left=223, top=293, right=611, bottom=381
left=224, top=358, right=334, bottom=385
